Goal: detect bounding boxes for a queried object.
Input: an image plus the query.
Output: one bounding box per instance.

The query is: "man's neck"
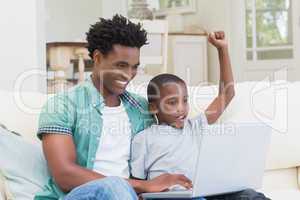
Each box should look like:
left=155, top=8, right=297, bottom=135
left=91, top=74, right=121, bottom=107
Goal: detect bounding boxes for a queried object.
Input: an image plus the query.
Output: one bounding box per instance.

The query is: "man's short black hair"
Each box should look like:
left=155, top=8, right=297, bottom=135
left=86, top=14, right=148, bottom=58
left=147, top=73, right=185, bottom=103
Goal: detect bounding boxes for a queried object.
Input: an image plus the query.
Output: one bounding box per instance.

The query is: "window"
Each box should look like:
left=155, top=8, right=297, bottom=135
left=245, top=0, right=293, bottom=61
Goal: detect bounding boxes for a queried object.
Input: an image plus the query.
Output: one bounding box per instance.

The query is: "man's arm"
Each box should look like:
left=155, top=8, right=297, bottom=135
left=42, top=134, right=192, bottom=193
left=205, top=31, right=235, bottom=124
left=42, top=134, right=105, bottom=192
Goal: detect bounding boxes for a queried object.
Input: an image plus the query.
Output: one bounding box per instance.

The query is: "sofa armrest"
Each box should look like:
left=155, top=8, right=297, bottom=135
left=298, top=167, right=300, bottom=190
left=0, top=192, right=5, bottom=200
left=0, top=170, right=13, bottom=200
left=0, top=170, right=6, bottom=200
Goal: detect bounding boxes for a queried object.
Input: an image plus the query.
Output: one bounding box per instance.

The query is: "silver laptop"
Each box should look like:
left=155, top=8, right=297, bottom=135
left=141, top=123, right=271, bottom=199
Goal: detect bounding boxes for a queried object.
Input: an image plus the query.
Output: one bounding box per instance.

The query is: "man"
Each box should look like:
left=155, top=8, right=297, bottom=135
left=35, top=15, right=191, bottom=200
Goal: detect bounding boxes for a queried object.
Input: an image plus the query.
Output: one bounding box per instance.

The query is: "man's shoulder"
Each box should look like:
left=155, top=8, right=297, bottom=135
left=49, top=83, right=91, bottom=104
left=125, top=91, right=148, bottom=106
left=123, top=91, right=152, bottom=116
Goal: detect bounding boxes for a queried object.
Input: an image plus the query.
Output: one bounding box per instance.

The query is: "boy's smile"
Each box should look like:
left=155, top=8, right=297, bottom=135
left=150, top=81, right=189, bottom=129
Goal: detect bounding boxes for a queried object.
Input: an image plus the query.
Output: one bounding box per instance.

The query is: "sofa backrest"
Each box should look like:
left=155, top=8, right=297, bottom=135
left=0, top=90, right=48, bottom=142
left=1, top=81, right=300, bottom=171
left=128, top=81, right=300, bottom=172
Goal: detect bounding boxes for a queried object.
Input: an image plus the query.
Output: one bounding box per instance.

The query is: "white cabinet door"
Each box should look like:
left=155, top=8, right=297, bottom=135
left=168, top=35, right=208, bottom=86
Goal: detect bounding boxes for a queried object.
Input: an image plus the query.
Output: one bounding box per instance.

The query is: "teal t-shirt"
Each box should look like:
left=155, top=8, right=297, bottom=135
left=35, top=77, right=154, bottom=200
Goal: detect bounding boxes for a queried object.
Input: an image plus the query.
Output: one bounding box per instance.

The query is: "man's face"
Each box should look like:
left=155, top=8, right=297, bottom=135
left=152, top=82, right=189, bottom=129
left=93, top=44, right=140, bottom=96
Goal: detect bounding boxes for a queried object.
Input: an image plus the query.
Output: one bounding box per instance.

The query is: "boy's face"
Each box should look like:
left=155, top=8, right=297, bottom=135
left=150, top=81, right=189, bottom=129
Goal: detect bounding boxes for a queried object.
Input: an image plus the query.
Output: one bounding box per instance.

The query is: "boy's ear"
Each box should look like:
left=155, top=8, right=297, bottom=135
left=148, top=102, right=158, bottom=114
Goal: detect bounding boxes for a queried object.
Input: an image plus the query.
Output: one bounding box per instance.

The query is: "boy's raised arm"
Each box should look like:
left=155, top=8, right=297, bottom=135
left=205, top=31, right=235, bottom=124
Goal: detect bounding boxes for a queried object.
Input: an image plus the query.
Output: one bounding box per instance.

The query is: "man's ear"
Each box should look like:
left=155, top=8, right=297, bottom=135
left=148, top=102, right=158, bottom=114
left=93, top=50, right=103, bottom=64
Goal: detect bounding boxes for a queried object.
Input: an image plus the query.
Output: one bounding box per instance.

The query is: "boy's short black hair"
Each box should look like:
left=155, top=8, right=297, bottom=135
left=147, top=73, right=185, bottom=103
left=86, top=14, right=148, bottom=58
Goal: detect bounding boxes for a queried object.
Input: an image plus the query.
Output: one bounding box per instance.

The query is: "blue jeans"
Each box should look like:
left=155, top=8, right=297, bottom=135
left=205, top=189, right=270, bottom=200
left=153, top=198, right=204, bottom=200
left=64, top=176, right=138, bottom=200
left=66, top=177, right=271, bottom=200
left=63, top=178, right=268, bottom=200
left=154, top=189, right=268, bottom=200
left=151, top=189, right=269, bottom=200
left=63, top=176, right=205, bottom=200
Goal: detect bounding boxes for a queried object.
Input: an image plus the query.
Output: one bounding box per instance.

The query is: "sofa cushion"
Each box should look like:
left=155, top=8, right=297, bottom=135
left=262, top=189, right=300, bottom=200
left=0, top=127, right=49, bottom=200
left=263, top=168, right=299, bottom=191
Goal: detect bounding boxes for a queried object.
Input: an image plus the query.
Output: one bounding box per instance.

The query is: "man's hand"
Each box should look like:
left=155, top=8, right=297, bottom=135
left=208, top=31, right=228, bottom=49
left=142, top=173, right=193, bottom=193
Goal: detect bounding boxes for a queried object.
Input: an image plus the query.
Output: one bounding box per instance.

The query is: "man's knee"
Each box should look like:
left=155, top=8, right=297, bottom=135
left=90, top=177, right=137, bottom=199
left=64, top=177, right=137, bottom=200
left=102, top=176, right=134, bottom=192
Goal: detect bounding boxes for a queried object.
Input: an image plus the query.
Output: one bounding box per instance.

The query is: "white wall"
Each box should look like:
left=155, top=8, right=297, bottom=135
left=0, top=0, right=46, bottom=92
left=114, top=0, right=234, bottom=83
left=101, top=0, right=128, bottom=18
left=181, top=0, right=234, bottom=83
left=42, top=0, right=300, bottom=86
left=46, top=0, right=102, bottom=42
left=181, top=0, right=300, bottom=83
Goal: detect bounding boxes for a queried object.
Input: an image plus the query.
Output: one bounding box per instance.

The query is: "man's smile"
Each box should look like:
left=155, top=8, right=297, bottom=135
left=115, top=80, right=128, bottom=87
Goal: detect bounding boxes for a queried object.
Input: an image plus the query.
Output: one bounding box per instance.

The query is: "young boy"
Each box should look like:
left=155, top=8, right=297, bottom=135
left=131, top=32, right=270, bottom=200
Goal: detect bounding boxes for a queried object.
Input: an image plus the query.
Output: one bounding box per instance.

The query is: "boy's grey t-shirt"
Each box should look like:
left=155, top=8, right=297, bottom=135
left=131, top=113, right=208, bottom=181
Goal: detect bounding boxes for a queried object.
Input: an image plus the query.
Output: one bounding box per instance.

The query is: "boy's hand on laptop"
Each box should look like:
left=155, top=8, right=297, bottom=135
left=208, top=31, right=228, bottom=49
left=143, top=173, right=193, bottom=193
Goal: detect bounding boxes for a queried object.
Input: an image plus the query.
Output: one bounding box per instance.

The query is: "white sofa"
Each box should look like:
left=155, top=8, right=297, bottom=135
left=0, top=81, right=300, bottom=199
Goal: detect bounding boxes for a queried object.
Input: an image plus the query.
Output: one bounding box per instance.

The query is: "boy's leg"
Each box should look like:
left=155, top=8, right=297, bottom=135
left=151, top=198, right=206, bottom=200
left=205, top=189, right=270, bottom=200
left=64, top=176, right=138, bottom=200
